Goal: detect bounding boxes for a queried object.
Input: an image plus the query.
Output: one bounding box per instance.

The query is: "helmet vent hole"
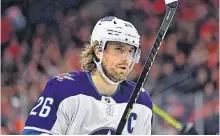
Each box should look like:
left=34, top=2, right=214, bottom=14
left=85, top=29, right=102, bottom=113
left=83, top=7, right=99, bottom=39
left=114, top=21, right=117, bottom=24
left=99, top=23, right=101, bottom=25
left=133, top=41, right=135, bottom=43
left=125, top=38, right=128, bottom=41
left=108, top=33, right=113, bottom=35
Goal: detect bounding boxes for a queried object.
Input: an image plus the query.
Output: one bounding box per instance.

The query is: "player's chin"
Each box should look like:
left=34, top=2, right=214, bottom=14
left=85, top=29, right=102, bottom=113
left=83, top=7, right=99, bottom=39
left=114, top=73, right=127, bottom=81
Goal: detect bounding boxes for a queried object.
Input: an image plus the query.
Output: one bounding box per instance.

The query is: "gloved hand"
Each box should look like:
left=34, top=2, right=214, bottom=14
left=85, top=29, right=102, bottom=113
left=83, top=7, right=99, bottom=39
left=179, top=123, right=198, bottom=135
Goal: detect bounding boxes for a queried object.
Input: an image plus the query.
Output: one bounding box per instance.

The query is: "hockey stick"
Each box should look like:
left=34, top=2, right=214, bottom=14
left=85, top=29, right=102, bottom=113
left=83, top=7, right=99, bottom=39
left=153, top=104, right=183, bottom=131
left=153, top=104, right=198, bottom=135
left=115, top=0, right=178, bottom=134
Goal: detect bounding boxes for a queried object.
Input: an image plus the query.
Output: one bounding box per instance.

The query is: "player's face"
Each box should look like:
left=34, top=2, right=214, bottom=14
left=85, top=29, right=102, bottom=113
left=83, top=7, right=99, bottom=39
left=101, top=42, right=136, bottom=82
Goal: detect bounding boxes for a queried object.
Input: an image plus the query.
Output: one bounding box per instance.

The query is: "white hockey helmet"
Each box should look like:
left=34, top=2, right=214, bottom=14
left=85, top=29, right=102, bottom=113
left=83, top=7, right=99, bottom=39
left=90, top=16, right=141, bottom=84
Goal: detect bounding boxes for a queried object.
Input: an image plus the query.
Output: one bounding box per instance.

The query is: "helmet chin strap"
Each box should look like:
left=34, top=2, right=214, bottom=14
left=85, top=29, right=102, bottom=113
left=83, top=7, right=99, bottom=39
left=94, top=58, right=120, bottom=85
left=98, top=61, right=121, bottom=84
left=94, top=58, right=135, bottom=85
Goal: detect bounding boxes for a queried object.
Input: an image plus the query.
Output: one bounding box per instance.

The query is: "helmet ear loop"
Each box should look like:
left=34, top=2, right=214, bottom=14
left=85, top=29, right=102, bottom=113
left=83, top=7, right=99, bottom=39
left=92, top=41, right=103, bottom=63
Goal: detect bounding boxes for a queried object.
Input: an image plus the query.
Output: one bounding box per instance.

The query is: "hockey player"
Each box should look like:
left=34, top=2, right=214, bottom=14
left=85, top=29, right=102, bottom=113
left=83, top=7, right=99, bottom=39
left=22, top=16, right=153, bottom=135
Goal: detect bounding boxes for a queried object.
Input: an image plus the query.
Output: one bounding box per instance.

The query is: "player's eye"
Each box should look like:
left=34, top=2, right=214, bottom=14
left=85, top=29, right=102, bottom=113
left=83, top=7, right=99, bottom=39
left=115, top=47, right=124, bottom=53
left=129, top=49, right=135, bottom=55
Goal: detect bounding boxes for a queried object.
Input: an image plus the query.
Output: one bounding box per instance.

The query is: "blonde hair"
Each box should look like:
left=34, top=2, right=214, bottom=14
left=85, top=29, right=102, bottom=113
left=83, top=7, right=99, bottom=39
left=80, top=41, right=99, bottom=72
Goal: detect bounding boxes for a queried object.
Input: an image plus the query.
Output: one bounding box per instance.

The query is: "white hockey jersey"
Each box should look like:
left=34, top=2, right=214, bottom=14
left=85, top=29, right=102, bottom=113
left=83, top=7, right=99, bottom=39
left=22, top=71, right=153, bottom=135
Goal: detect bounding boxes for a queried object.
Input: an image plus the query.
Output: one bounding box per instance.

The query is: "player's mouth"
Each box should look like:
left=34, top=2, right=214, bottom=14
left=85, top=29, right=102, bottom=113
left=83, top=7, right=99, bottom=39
left=118, top=66, right=128, bottom=70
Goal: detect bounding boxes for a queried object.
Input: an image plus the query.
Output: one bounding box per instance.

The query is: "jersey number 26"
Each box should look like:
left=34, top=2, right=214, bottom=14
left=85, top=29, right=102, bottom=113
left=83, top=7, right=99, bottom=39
left=30, top=96, right=54, bottom=118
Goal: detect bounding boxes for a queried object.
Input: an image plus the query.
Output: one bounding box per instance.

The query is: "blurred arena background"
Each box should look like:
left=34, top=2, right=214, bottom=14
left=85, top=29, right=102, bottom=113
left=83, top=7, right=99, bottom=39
left=1, top=0, right=219, bottom=134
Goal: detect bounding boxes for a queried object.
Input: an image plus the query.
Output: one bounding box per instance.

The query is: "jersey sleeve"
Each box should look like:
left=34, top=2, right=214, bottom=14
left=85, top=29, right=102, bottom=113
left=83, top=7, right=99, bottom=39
left=22, top=79, right=69, bottom=135
left=140, top=88, right=153, bottom=135
left=141, top=109, right=152, bottom=135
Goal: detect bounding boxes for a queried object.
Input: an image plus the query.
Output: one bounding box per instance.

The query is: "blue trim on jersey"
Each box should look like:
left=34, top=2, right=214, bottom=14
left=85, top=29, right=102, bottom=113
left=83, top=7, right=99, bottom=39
left=86, top=72, right=121, bottom=97
left=22, top=129, right=51, bottom=135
